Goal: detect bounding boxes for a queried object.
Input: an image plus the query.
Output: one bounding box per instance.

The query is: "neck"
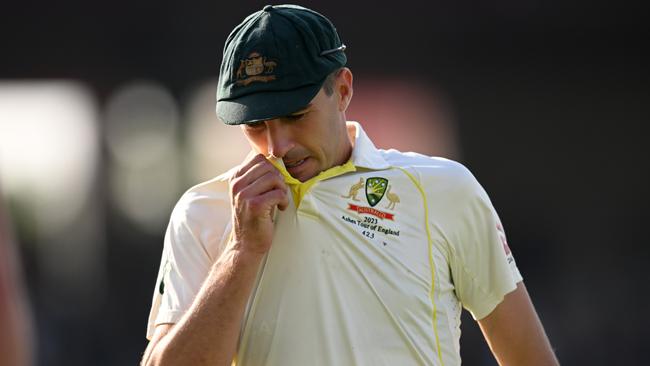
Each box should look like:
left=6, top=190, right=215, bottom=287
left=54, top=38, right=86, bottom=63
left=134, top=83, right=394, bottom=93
left=336, top=121, right=354, bottom=166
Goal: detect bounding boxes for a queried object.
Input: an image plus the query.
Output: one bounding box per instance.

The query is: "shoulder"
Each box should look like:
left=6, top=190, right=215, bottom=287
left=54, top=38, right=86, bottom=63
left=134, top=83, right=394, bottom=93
left=170, top=170, right=234, bottom=231
left=164, top=170, right=235, bottom=259
left=380, top=149, right=480, bottom=193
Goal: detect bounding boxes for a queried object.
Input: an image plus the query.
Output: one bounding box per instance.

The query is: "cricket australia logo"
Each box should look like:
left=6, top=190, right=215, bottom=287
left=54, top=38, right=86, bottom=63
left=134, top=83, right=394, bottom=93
left=365, top=177, right=388, bottom=207
left=339, top=176, right=403, bottom=241
left=235, top=52, right=278, bottom=86
left=342, top=176, right=397, bottom=220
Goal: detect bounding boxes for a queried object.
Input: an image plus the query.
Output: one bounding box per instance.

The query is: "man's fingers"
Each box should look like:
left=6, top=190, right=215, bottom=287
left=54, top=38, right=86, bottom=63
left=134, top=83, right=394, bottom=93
left=257, top=188, right=290, bottom=213
left=235, top=170, right=287, bottom=201
left=231, top=160, right=280, bottom=193
left=276, top=191, right=290, bottom=211
left=232, top=153, right=268, bottom=180
left=239, top=186, right=289, bottom=220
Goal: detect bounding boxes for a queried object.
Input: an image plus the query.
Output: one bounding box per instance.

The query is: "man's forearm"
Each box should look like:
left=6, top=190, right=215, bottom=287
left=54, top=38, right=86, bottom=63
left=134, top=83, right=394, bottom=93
left=146, top=245, right=264, bottom=366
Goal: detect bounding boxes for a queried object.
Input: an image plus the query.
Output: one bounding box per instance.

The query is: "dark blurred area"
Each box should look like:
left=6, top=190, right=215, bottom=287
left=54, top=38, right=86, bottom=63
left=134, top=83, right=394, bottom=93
left=1, top=0, right=648, bottom=365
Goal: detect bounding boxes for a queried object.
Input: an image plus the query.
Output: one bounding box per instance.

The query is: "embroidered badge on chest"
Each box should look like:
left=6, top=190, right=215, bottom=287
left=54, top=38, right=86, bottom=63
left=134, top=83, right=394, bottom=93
left=341, top=176, right=400, bottom=220
left=339, top=176, right=403, bottom=241
left=365, top=177, right=387, bottom=207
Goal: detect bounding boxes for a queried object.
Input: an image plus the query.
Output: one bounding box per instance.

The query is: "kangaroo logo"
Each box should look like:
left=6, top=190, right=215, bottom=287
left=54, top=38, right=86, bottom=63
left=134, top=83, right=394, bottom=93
left=342, top=177, right=364, bottom=201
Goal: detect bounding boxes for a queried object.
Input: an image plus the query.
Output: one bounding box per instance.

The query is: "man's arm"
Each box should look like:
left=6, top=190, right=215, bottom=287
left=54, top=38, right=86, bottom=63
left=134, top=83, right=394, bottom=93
left=477, top=281, right=559, bottom=366
left=141, top=154, right=289, bottom=366
left=142, top=248, right=267, bottom=366
left=141, top=323, right=173, bottom=366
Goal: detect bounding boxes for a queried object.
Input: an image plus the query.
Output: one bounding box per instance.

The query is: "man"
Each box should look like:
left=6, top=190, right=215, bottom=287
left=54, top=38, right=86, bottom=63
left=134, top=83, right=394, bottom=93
left=142, top=5, right=559, bottom=366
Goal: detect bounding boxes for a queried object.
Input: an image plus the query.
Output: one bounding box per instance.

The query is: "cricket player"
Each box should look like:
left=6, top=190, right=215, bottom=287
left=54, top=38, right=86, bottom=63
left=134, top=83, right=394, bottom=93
left=141, top=4, right=559, bottom=366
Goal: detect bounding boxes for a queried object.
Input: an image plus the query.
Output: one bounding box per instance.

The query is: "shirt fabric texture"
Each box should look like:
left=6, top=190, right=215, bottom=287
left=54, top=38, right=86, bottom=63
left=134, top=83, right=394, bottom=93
left=147, top=121, right=522, bottom=366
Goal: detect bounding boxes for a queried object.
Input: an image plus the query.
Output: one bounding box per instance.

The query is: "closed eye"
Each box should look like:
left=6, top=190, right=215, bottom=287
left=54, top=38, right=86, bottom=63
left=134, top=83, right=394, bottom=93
left=284, top=112, right=307, bottom=121
left=244, top=120, right=266, bottom=131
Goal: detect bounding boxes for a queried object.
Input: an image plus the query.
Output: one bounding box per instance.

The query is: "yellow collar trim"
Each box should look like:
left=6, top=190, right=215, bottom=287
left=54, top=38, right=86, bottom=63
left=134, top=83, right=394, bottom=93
left=269, top=158, right=357, bottom=207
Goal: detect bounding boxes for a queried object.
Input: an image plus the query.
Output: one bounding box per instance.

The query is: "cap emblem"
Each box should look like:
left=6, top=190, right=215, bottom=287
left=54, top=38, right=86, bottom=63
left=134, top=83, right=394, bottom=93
left=235, top=52, right=278, bottom=86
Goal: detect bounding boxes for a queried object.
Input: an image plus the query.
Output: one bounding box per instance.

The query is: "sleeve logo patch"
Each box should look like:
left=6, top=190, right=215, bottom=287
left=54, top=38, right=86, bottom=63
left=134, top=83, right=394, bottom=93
left=496, top=222, right=512, bottom=255
left=158, top=259, right=172, bottom=295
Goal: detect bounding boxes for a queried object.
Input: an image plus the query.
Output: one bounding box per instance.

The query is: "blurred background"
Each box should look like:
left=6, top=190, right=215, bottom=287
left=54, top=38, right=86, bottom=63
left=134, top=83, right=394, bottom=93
left=0, top=0, right=648, bottom=365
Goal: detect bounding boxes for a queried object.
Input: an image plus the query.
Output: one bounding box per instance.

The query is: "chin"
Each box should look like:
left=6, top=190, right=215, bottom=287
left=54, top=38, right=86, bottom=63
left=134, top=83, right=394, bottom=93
left=295, top=160, right=322, bottom=182
left=295, top=170, right=317, bottom=182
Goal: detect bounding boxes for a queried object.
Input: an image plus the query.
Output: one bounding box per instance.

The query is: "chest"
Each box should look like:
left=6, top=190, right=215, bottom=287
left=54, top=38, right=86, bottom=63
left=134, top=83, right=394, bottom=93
left=237, top=170, right=459, bottom=364
left=266, top=171, right=443, bottom=306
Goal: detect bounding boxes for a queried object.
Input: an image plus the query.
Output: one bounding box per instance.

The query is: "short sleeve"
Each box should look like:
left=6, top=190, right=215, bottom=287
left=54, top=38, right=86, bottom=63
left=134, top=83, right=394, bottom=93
left=146, top=179, right=232, bottom=339
left=444, top=167, right=523, bottom=320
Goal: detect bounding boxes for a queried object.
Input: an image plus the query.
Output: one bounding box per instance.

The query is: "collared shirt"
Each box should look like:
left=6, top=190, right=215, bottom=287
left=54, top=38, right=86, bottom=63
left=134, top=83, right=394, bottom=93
left=147, top=121, right=522, bottom=366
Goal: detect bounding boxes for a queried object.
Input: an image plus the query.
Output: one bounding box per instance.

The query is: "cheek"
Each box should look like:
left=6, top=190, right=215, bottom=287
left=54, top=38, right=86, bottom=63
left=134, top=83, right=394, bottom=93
left=310, top=127, right=338, bottom=164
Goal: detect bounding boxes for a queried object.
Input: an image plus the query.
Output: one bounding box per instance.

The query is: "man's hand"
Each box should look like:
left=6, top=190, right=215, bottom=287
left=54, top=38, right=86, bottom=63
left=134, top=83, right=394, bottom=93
left=229, top=153, right=289, bottom=255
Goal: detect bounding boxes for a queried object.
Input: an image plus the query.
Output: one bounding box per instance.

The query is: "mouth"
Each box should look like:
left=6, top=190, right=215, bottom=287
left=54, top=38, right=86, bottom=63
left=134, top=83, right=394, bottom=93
left=284, top=158, right=307, bottom=169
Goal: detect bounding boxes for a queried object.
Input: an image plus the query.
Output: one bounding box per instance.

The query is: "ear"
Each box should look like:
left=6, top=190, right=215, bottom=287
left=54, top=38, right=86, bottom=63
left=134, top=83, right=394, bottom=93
left=336, top=68, right=354, bottom=112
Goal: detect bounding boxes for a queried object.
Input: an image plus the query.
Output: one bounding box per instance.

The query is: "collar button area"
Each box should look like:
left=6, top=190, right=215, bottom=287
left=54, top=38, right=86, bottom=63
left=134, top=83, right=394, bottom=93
left=295, top=195, right=319, bottom=218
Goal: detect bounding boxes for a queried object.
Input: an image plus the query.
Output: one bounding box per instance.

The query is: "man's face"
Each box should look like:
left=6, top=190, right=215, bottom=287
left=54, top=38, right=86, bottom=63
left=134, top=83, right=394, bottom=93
left=240, top=73, right=353, bottom=182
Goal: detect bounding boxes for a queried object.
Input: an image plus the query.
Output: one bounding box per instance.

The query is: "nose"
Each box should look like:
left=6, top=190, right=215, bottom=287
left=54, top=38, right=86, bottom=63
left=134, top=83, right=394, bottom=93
left=265, top=120, right=294, bottom=158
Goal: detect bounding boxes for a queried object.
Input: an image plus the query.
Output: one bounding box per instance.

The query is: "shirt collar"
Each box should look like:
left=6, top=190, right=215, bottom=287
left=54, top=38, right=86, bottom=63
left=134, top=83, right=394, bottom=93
left=347, top=121, right=390, bottom=170
left=266, top=121, right=390, bottom=207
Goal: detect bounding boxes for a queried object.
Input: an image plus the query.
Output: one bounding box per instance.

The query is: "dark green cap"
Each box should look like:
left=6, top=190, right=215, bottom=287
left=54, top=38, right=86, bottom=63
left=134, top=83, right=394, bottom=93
left=216, top=4, right=347, bottom=125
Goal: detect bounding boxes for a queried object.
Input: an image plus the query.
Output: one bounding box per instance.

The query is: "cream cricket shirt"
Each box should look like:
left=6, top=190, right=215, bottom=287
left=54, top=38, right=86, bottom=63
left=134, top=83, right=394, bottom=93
left=147, top=122, right=522, bottom=366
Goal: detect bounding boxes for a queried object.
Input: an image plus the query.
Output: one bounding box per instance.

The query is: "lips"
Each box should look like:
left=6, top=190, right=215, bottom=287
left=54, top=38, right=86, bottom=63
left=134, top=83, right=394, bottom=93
left=284, top=158, right=306, bottom=169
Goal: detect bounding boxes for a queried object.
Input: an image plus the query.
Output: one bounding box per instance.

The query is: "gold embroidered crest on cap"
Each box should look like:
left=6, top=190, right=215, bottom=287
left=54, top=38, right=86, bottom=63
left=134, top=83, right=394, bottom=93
left=235, top=52, right=278, bottom=86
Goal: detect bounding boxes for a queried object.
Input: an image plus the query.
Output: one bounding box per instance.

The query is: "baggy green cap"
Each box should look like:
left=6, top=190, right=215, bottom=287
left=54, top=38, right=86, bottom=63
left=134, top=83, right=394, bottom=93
left=216, top=4, right=347, bottom=125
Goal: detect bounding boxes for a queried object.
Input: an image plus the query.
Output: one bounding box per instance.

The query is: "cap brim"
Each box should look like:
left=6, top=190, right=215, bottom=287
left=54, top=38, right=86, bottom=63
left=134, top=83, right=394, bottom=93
left=216, top=82, right=323, bottom=125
